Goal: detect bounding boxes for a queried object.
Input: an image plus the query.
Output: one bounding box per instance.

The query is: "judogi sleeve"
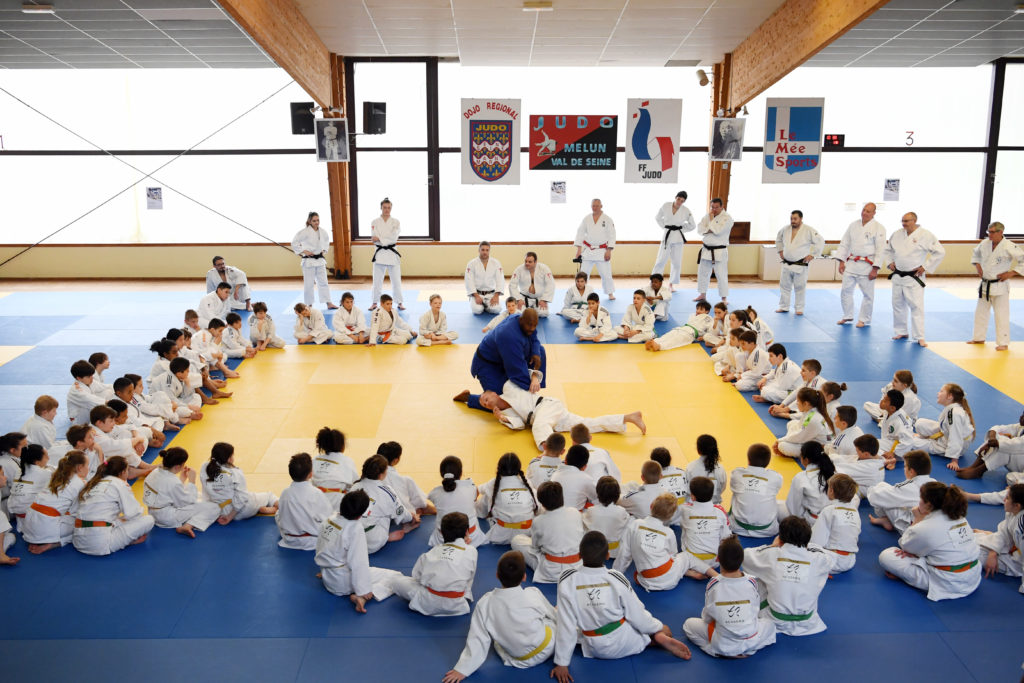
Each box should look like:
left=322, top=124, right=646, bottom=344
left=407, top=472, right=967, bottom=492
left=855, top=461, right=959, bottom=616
left=464, top=261, right=477, bottom=297
left=347, top=525, right=374, bottom=596
left=615, top=570, right=662, bottom=634
left=539, top=266, right=556, bottom=302
left=553, top=574, right=581, bottom=666
left=118, top=480, right=146, bottom=520
left=573, top=219, right=586, bottom=249
left=205, top=270, right=218, bottom=293
left=923, top=235, right=945, bottom=273
left=810, top=227, right=824, bottom=257
left=453, top=594, right=494, bottom=676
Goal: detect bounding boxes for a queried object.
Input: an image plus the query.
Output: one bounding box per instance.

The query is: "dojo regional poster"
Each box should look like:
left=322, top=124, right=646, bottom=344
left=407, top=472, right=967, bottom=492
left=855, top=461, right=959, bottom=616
left=624, top=99, right=681, bottom=183
left=529, top=115, right=617, bottom=170
left=461, top=98, right=521, bottom=185
left=763, top=97, right=825, bottom=184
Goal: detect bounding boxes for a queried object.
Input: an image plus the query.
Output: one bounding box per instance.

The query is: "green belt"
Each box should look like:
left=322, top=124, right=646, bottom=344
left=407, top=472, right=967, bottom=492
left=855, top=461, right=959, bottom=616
left=731, top=516, right=773, bottom=531
left=769, top=607, right=814, bottom=622
left=587, top=619, right=625, bottom=636
left=363, top=525, right=376, bottom=533
left=684, top=323, right=700, bottom=338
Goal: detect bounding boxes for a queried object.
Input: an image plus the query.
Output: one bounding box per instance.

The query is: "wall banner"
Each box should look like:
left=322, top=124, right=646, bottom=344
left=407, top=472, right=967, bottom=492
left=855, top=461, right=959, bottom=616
left=461, top=98, right=521, bottom=185
left=762, top=98, right=824, bottom=184
left=624, top=98, right=680, bottom=183
left=529, top=114, right=617, bottom=170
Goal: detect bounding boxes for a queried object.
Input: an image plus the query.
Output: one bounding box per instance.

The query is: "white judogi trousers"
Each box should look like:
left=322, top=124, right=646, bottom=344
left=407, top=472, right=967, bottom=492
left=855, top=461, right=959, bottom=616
left=652, top=242, right=684, bottom=285
left=778, top=264, right=809, bottom=313
left=972, top=292, right=1010, bottom=346
left=371, top=263, right=403, bottom=306
left=581, top=259, right=614, bottom=295
left=840, top=272, right=876, bottom=324
left=891, top=275, right=926, bottom=341
left=301, top=259, right=332, bottom=306
left=697, top=251, right=729, bottom=298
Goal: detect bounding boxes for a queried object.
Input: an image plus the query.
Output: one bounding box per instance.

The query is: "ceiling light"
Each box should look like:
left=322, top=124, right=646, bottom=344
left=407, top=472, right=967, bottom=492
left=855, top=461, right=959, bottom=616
left=523, top=1, right=553, bottom=12
left=741, top=106, right=749, bottom=115
left=696, top=69, right=710, bottom=86
left=21, top=3, right=55, bottom=13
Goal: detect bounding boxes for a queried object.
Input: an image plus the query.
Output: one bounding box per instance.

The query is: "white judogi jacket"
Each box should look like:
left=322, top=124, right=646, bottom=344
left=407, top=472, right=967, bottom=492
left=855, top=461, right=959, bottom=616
left=197, top=291, right=230, bottom=329
left=737, top=346, right=771, bottom=385
left=291, top=225, right=331, bottom=268
left=312, top=451, right=359, bottom=504
left=781, top=374, right=827, bottom=410
left=691, top=574, right=776, bottom=658
left=427, top=479, right=486, bottom=547
left=476, top=475, right=537, bottom=544
left=221, top=326, right=250, bottom=358
left=729, top=466, right=784, bottom=536
left=834, top=218, right=887, bottom=275
left=250, top=314, right=283, bottom=345
left=21, top=476, right=83, bottom=545
left=899, top=511, right=982, bottom=601
left=882, top=227, right=945, bottom=282
left=576, top=308, right=613, bottom=339
left=527, top=455, right=562, bottom=490
left=73, top=476, right=151, bottom=555
left=836, top=458, right=885, bottom=495
left=295, top=309, right=331, bottom=341
left=315, top=514, right=373, bottom=597
left=562, top=285, right=593, bottom=315
left=684, top=460, right=726, bottom=504
left=619, top=304, right=655, bottom=335
left=385, top=466, right=428, bottom=512
left=775, top=223, right=824, bottom=265
left=452, top=585, right=557, bottom=675
left=810, top=497, right=862, bottom=568
left=205, top=266, right=249, bottom=308
left=370, top=216, right=401, bottom=266
left=613, top=515, right=704, bottom=591
left=879, top=408, right=914, bottom=457
left=782, top=465, right=829, bottom=523
left=418, top=310, right=453, bottom=337
left=509, top=263, right=555, bottom=304
left=867, top=474, right=936, bottom=532
left=579, top=443, right=620, bottom=482
left=762, top=358, right=802, bottom=397
left=655, top=201, right=695, bottom=246
left=143, top=467, right=220, bottom=531
left=554, top=566, right=663, bottom=664
left=67, top=380, right=110, bottom=425
left=980, top=422, right=1024, bottom=472
left=276, top=480, right=333, bottom=550
left=582, top=503, right=631, bottom=558
left=696, top=211, right=734, bottom=259
left=976, top=509, right=1024, bottom=594
left=643, top=284, right=672, bottom=306
left=742, top=542, right=834, bottom=635
left=401, top=537, right=478, bottom=616
left=527, top=506, right=586, bottom=583
left=22, top=414, right=56, bottom=451
left=464, top=257, right=504, bottom=296
left=193, top=329, right=222, bottom=365
left=369, top=308, right=413, bottom=342
left=825, top=426, right=864, bottom=460
left=657, top=465, right=687, bottom=508
left=551, top=465, right=597, bottom=511
left=923, top=404, right=975, bottom=461
left=620, top=482, right=665, bottom=519
left=8, top=464, right=52, bottom=522
left=971, top=237, right=1024, bottom=299
left=349, top=478, right=414, bottom=553
left=483, top=308, right=513, bottom=333
left=679, top=500, right=731, bottom=562
left=574, top=213, right=616, bottom=260
left=876, top=383, right=921, bottom=423
left=331, top=306, right=367, bottom=337
left=779, top=409, right=831, bottom=451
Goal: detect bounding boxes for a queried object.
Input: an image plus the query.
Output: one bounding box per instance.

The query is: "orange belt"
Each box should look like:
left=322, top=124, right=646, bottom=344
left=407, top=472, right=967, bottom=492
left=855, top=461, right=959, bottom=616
left=468, top=525, right=477, bottom=535
left=828, top=548, right=852, bottom=556
left=30, top=502, right=60, bottom=517
left=639, top=558, right=674, bottom=579
left=931, top=560, right=978, bottom=573
left=316, top=486, right=345, bottom=493
left=544, top=552, right=581, bottom=564
left=13, top=512, right=25, bottom=518
left=426, top=587, right=466, bottom=599
left=75, top=519, right=113, bottom=528
left=495, top=518, right=532, bottom=529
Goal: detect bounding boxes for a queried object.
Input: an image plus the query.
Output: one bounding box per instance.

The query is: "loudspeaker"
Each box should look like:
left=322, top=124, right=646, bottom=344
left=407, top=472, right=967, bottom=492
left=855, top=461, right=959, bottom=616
left=290, top=102, right=314, bottom=135
left=363, top=101, right=386, bottom=135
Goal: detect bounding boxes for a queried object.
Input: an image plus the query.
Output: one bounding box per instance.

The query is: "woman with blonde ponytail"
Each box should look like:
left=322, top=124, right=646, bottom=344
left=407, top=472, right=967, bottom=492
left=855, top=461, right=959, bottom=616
left=22, top=451, right=88, bottom=554
left=73, top=456, right=155, bottom=556
left=912, top=383, right=976, bottom=471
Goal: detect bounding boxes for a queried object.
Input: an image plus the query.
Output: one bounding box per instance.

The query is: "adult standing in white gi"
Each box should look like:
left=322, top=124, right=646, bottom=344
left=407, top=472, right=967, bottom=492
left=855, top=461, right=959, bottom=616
left=834, top=202, right=887, bottom=327
left=695, top=197, right=733, bottom=304
left=882, top=212, right=945, bottom=347
left=465, top=241, right=504, bottom=315
left=574, top=198, right=616, bottom=300
left=967, top=221, right=1023, bottom=351
left=205, top=256, right=251, bottom=311
left=291, top=211, right=336, bottom=309
left=652, top=191, right=694, bottom=290
left=775, top=210, right=823, bottom=315
left=370, top=197, right=404, bottom=311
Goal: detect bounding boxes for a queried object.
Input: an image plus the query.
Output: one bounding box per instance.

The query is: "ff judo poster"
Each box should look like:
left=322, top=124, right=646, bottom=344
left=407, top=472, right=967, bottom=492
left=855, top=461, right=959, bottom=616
left=763, top=98, right=824, bottom=184
left=529, top=115, right=617, bottom=170
left=461, top=98, right=521, bottom=185
left=624, top=98, right=681, bottom=183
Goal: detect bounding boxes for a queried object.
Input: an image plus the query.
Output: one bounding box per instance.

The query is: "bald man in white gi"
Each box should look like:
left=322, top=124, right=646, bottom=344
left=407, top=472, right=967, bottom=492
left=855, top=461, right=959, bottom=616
left=574, top=198, right=616, bottom=300
left=882, top=212, right=945, bottom=347
left=967, top=221, right=1024, bottom=351
left=834, top=202, right=887, bottom=327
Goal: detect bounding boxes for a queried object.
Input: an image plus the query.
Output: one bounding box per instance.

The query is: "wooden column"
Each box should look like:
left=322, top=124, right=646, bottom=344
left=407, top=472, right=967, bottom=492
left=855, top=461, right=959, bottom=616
left=707, top=54, right=733, bottom=208
left=326, top=54, right=352, bottom=278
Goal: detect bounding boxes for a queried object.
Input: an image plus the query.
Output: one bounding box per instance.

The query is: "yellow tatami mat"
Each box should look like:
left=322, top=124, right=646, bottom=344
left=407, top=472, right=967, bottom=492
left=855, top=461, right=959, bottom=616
left=0, top=345, right=33, bottom=366
left=137, top=344, right=800, bottom=504
left=927, top=341, right=1024, bottom=404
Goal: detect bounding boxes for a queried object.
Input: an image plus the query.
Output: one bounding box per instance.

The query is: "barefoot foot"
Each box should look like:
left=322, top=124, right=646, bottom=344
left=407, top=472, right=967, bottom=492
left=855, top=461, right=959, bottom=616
left=28, top=542, right=58, bottom=555
left=452, top=390, right=470, bottom=403
left=625, top=411, right=646, bottom=435
left=176, top=525, right=196, bottom=539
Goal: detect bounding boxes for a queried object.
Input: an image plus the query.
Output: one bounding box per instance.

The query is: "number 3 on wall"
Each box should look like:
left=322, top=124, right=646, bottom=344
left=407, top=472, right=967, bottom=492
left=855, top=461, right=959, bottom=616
left=905, top=131, right=914, bottom=146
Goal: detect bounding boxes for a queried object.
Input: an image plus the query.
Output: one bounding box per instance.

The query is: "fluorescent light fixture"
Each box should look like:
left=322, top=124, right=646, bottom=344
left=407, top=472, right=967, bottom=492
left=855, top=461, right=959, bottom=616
left=22, top=3, right=55, bottom=13
left=523, top=1, right=553, bottom=11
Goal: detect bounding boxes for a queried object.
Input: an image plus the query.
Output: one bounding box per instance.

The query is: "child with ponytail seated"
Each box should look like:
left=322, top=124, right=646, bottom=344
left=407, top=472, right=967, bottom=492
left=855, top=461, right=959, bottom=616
left=73, top=456, right=155, bottom=556
left=777, top=442, right=835, bottom=524
left=22, top=450, right=88, bottom=554
left=349, top=454, right=420, bottom=554
left=427, top=456, right=486, bottom=547
left=476, top=453, right=538, bottom=545
left=202, top=442, right=279, bottom=525
left=144, top=447, right=222, bottom=538
left=912, top=383, right=976, bottom=471
left=773, top=388, right=833, bottom=459
left=7, top=444, right=50, bottom=531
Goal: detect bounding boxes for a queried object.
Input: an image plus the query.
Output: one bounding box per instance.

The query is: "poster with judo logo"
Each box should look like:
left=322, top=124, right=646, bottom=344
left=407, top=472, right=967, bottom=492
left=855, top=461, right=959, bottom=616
left=461, top=98, right=521, bottom=185
left=529, top=115, right=617, bottom=170
left=624, top=99, right=680, bottom=183
left=763, top=98, right=824, bottom=184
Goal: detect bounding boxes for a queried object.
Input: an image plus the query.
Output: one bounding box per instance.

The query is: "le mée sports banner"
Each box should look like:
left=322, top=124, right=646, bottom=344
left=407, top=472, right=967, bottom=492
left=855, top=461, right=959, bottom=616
left=529, top=115, right=618, bottom=170
left=763, top=97, right=824, bottom=184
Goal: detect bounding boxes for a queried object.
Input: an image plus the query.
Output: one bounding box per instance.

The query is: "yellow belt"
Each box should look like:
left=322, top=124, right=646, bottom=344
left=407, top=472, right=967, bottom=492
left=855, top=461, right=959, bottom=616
left=515, top=625, right=553, bottom=661
left=687, top=548, right=716, bottom=561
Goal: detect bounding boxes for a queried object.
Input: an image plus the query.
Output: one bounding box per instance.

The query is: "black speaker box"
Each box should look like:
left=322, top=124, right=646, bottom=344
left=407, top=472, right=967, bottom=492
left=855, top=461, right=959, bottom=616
left=363, top=101, right=386, bottom=135
left=290, top=102, right=314, bottom=135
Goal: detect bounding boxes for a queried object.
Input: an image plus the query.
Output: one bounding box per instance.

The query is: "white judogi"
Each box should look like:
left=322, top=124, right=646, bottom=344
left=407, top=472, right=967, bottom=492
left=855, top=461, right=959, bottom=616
left=679, top=500, right=731, bottom=565
left=810, top=497, right=861, bottom=573
left=370, top=216, right=403, bottom=306
left=825, top=426, right=864, bottom=461
left=652, top=311, right=714, bottom=352
left=742, top=542, right=834, bottom=635
left=451, top=585, right=557, bottom=675
left=124, top=394, right=163, bottom=433
left=201, top=461, right=278, bottom=523
left=578, top=442, right=621, bottom=482
left=775, top=223, right=823, bottom=313
left=312, top=451, right=359, bottom=510
left=0, top=453, right=16, bottom=517
left=835, top=217, right=887, bottom=324
left=295, top=309, right=332, bottom=344
left=620, top=482, right=665, bottom=519
left=554, top=565, right=663, bottom=664
left=652, top=201, right=695, bottom=285
left=614, top=303, right=655, bottom=343
left=979, top=422, right=1024, bottom=474
left=349, top=478, right=413, bottom=554
left=865, top=383, right=921, bottom=423
left=696, top=210, right=734, bottom=298
left=291, top=224, right=332, bottom=306
left=143, top=468, right=220, bottom=532
left=151, top=371, right=201, bottom=412
left=331, top=306, right=367, bottom=344
left=0, top=513, right=12, bottom=553
left=971, top=236, right=1024, bottom=346
left=878, top=511, right=982, bottom=601
left=369, top=308, right=414, bottom=344
left=643, top=284, right=672, bottom=321
left=683, top=574, right=777, bottom=658
left=392, top=537, right=478, bottom=616
left=575, top=213, right=616, bottom=295
left=197, top=291, right=230, bottom=329
left=498, top=381, right=626, bottom=451
left=315, top=513, right=395, bottom=598
left=878, top=408, right=914, bottom=458
left=66, top=380, right=110, bottom=425
left=613, top=515, right=708, bottom=591
left=752, top=318, right=774, bottom=349
left=560, top=284, right=593, bottom=322
left=192, top=329, right=223, bottom=370
left=221, top=326, right=251, bottom=358
left=778, top=465, right=828, bottom=524
left=417, top=310, right=459, bottom=347
left=276, top=480, right=333, bottom=550
left=882, top=226, right=945, bottom=342
left=510, top=506, right=585, bottom=583
left=836, top=457, right=886, bottom=496
left=575, top=307, right=616, bottom=342
left=526, top=455, right=562, bottom=490
left=975, top=509, right=1024, bottom=593
left=509, top=263, right=556, bottom=315
left=866, top=474, right=935, bottom=533
left=760, top=358, right=803, bottom=404
left=913, top=404, right=975, bottom=461
left=465, top=257, right=505, bottom=315
left=734, top=345, right=771, bottom=392
left=426, top=479, right=487, bottom=547
left=476, top=475, right=537, bottom=545
left=483, top=307, right=513, bottom=333
left=777, top=409, right=830, bottom=458
left=729, top=466, right=784, bottom=538
left=21, top=414, right=56, bottom=451
left=385, top=466, right=428, bottom=512
left=583, top=503, right=631, bottom=558
left=684, top=459, right=727, bottom=505
left=249, top=315, right=286, bottom=348
left=92, top=426, right=139, bottom=466
left=21, top=476, right=83, bottom=546
left=658, top=465, right=688, bottom=514
left=551, top=465, right=597, bottom=511
left=73, top=476, right=155, bottom=556
left=205, top=265, right=250, bottom=310
left=8, top=464, right=52, bottom=529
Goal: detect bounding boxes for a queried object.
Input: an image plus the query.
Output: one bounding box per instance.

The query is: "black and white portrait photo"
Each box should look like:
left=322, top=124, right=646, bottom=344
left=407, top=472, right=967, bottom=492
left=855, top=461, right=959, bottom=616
left=315, top=118, right=349, bottom=163
left=710, top=117, right=745, bottom=161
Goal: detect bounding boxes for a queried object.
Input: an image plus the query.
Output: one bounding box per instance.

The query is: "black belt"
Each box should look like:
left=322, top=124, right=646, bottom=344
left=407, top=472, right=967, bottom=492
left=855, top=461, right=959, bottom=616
left=889, top=268, right=925, bottom=288
left=476, top=289, right=495, bottom=296
left=979, top=278, right=999, bottom=301
left=302, top=253, right=325, bottom=260
left=782, top=258, right=809, bottom=267
left=697, top=244, right=726, bottom=264
left=662, top=226, right=688, bottom=246
left=372, top=244, right=401, bottom=263
left=525, top=396, right=545, bottom=426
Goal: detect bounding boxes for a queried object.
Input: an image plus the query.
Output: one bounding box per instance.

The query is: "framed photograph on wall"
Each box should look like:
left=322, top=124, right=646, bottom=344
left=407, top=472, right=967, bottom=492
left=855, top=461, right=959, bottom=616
left=710, top=117, right=745, bottom=161
left=315, top=118, right=349, bottom=162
